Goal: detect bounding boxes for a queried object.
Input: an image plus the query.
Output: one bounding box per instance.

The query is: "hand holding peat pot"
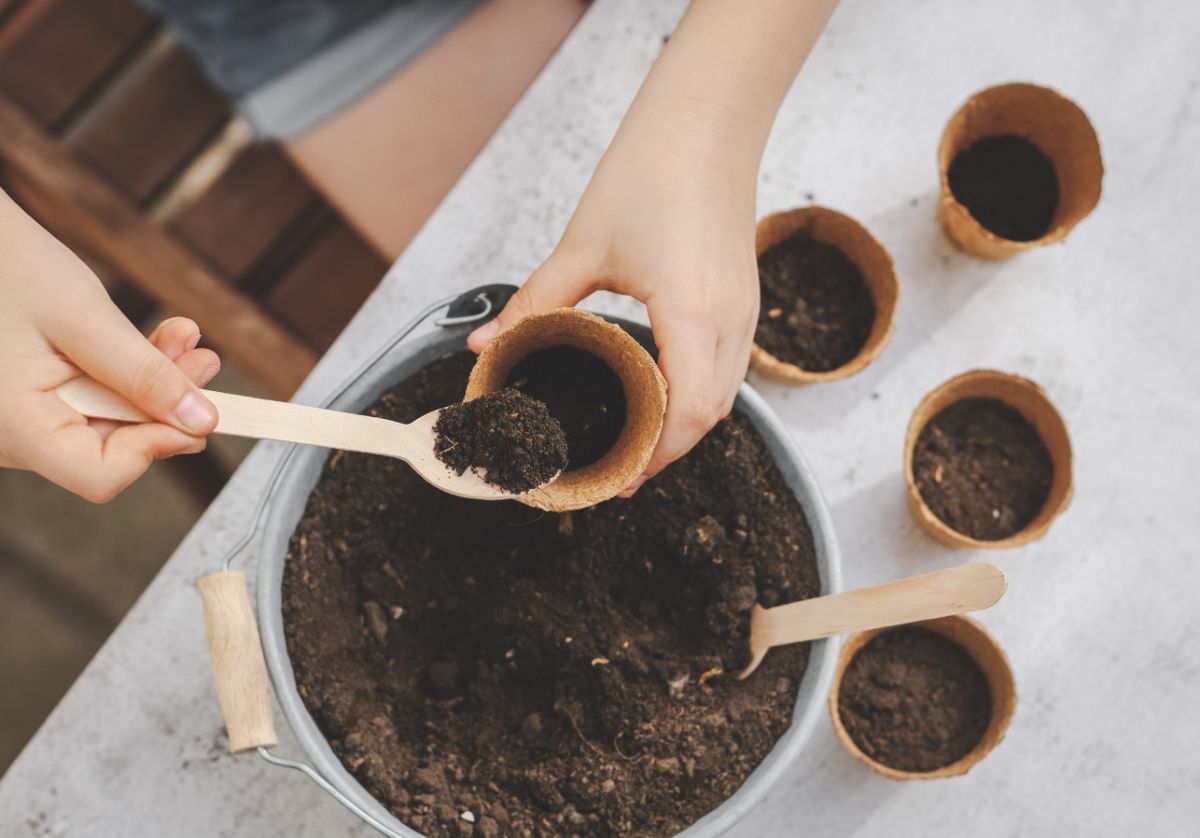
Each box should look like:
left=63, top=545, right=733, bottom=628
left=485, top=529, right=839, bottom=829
left=739, top=563, right=1006, bottom=679
left=55, top=375, right=556, bottom=502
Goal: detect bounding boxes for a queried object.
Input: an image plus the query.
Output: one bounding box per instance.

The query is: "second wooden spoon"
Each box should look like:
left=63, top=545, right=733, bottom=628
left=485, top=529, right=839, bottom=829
left=739, top=563, right=1007, bottom=679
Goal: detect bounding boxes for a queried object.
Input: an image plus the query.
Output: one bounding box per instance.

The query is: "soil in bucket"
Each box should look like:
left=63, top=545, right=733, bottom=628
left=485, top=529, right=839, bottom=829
left=755, top=230, right=876, bottom=372
left=282, top=351, right=820, bottom=838
left=838, top=626, right=992, bottom=773
left=912, top=397, right=1053, bottom=541
left=947, top=135, right=1059, bottom=241
left=434, top=388, right=568, bottom=493
left=506, top=346, right=627, bottom=469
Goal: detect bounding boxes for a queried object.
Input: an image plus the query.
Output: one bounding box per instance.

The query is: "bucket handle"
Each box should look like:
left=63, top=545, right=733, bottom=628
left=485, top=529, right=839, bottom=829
left=198, top=571, right=278, bottom=753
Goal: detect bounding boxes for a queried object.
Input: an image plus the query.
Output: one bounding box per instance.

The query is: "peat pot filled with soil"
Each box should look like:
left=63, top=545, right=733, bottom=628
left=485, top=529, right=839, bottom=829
left=751, top=206, right=898, bottom=385
left=829, top=615, right=1016, bottom=780
left=905, top=369, right=1073, bottom=548
left=938, top=82, right=1103, bottom=259
left=255, top=317, right=841, bottom=838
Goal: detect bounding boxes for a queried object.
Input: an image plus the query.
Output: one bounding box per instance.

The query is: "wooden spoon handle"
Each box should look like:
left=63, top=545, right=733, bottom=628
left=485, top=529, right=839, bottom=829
left=755, top=563, right=1006, bottom=647
left=56, top=376, right=419, bottom=460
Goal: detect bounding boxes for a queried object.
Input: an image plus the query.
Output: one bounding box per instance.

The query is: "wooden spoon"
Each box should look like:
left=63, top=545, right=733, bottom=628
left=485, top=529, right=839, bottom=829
left=56, top=376, right=535, bottom=502
left=739, top=563, right=1007, bottom=679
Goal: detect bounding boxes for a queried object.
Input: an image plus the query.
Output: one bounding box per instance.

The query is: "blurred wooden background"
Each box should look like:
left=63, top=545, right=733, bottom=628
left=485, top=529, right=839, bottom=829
left=0, top=0, right=390, bottom=771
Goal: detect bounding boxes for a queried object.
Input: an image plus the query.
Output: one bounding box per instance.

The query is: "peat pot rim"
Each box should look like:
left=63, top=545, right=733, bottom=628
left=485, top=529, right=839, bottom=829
left=750, top=205, right=899, bottom=385
left=828, top=614, right=1017, bottom=781
left=254, top=314, right=843, bottom=838
left=464, top=308, right=666, bottom=512
left=904, top=368, right=1074, bottom=549
left=937, top=81, right=1104, bottom=259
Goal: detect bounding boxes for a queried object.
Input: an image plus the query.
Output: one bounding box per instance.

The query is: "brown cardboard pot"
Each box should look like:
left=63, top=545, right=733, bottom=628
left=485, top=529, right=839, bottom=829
left=904, top=369, right=1073, bottom=548
left=750, top=206, right=899, bottom=384
left=829, top=614, right=1016, bottom=780
left=465, top=308, right=666, bottom=512
left=938, top=82, right=1103, bottom=259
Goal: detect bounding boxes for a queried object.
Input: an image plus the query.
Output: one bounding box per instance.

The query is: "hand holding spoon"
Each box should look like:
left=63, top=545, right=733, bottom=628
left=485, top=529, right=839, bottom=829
left=56, top=376, right=529, bottom=502
left=740, top=563, right=1007, bottom=678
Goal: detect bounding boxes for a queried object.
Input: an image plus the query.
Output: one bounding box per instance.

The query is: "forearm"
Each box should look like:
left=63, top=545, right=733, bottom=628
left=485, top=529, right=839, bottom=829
left=607, top=0, right=837, bottom=189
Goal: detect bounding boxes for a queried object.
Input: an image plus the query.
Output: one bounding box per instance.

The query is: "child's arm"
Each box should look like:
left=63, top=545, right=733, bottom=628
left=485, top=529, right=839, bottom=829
left=471, top=0, right=839, bottom=491
left=0, top=189, right=219, bottom=501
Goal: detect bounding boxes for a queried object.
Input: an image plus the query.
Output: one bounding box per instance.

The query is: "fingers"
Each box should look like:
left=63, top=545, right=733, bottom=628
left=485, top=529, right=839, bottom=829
left=149, top=317, right=220, bottom=387
left=620, top=308, right=722, bottom=496
left=48, top=303, right=217, bottom=436
left=14, top=392, right=205, bottom=503
left=620, top=291, right=756, bottom=497
left=468, top=247, right=598, bottom=353
left=173, top=347, right=222, bottom=388
left=148, top=316, right=202, bottom=360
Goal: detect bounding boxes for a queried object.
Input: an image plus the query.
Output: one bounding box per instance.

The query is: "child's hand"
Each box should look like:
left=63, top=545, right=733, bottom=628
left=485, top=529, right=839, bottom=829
left=471, top=0, right=836, bottom=493
left=0, top=192, right=220, bottom=502
left=468, top=124, right=759, bottom=494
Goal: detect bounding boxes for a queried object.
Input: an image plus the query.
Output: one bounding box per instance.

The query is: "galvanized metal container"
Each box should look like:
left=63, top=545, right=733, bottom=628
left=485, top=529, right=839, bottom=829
left=254, top=317, right=842, bottom=837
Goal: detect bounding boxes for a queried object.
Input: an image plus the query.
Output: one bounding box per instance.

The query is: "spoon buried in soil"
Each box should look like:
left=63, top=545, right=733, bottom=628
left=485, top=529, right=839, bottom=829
left=739, top=563, right=1006, bottom=679
left=56, top=376, right=556, bottom=502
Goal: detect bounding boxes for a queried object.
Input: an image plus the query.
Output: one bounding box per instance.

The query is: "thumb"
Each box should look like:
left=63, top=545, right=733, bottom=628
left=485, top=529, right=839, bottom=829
left=49, top=296, right=217, bottom=436
left=468, top=247, right=597, bottom=353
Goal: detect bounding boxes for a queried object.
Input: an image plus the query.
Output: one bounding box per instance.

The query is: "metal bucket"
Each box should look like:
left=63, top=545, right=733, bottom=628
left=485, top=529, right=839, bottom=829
left=253, top=313, right=842, bottom=837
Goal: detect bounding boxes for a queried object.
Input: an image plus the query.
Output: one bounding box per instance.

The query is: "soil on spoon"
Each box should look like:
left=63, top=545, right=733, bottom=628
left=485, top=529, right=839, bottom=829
left=755, top=230, right=876, bottom=372
left=434, top=388, right=567, bottom=493
left=838, top=626, right=992, bottom=773
left=947, top=134, right=1059, bottom=241
left=506, top=346, right=626, bottom=469
left=912, top=397, right=1053, bottom=541
left=282, top=351, right=820, bottom=838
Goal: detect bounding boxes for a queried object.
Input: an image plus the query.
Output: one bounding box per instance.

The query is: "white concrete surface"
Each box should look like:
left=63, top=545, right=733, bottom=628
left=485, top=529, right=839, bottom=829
left=3, top=0, right=1198, bottom=835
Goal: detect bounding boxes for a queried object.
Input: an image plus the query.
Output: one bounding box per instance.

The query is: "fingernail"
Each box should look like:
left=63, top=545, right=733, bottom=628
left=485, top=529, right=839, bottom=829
left=198, top=362, right=220, bottom=387
left=173, top=391, right=217, bottom=434
left=186, top=332, right=202, bottom=351
left=167, top=439, right=206, bottom=458
left=472, top=320, right=501, bottom=345
left=620, top=474, right=649, bottom=497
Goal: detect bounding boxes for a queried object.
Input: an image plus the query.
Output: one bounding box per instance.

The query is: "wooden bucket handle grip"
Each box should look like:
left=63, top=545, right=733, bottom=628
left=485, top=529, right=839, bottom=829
left=197, top=571, right=278, bottom=753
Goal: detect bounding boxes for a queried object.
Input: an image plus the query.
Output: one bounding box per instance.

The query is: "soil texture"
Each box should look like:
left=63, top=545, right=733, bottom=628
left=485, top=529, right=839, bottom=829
left=282, top=351, right=820, bottom=837
left=434, top=388, right=567, bottom=493
left=838, top=626, right=992, bottom=773
left=913, top=397, right=1053, bottom=541
left=506, top=346, right=626, bottom=469
left=755, top=231, right=876, bottom=372
left=947, top=134, right=1059, bottom=241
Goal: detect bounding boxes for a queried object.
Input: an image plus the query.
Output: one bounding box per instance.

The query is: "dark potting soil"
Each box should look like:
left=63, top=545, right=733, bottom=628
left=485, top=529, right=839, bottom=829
left=947, top=134, right=1060, bottom=241
left=434, top=388, right=567, bottom=494
left=282, top=351, right=820, bottom=838
left=913, top=397, right=1053, bottom=541
left=755, top=231, right=876, bottom=372
left=506, top=346, right=626, bottom=470
left=837, top=626, right=992, bottom=773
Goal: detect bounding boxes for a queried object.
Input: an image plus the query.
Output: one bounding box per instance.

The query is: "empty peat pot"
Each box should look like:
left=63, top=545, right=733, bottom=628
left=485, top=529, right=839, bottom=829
left=464, top=307, right=666, bottom=511
left=905, top=369, right=1073, bottom=548
left=750, top=206, right=898, bottom=384
left=249, top=315, right=843, bottom=838
left=829, top=614, right=1016, bottom=780
left=938, top=82, right=1103, bottom=259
